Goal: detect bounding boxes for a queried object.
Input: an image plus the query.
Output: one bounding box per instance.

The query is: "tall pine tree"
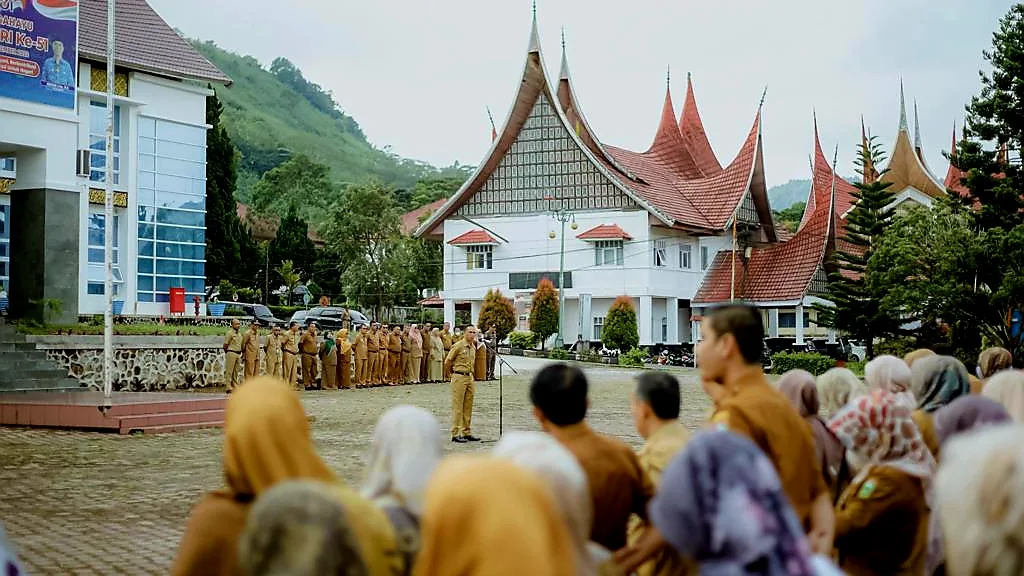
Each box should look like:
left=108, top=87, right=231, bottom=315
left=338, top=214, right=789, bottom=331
left=268, top=204, right=318, bottom=284
left=817, top=138, right=899, bottom=358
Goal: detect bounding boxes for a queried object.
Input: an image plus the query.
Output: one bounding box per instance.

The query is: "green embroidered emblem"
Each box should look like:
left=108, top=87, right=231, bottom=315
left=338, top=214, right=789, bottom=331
left=857, top=479, right=877, bottom=499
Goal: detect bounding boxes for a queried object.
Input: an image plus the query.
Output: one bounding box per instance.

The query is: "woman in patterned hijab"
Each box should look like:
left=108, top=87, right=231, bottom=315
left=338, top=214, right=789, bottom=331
left=649, top=430, right=819, bottom=576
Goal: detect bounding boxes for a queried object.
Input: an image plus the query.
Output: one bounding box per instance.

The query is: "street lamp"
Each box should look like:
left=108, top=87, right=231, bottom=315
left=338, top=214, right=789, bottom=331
left=545, top=196, right=576, bottom=349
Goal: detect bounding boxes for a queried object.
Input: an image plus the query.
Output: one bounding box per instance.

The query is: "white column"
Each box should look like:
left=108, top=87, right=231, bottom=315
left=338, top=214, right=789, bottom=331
left=795, top=304, right=805, bottom=345
left=827, top=327, right=837, bottom=344
left=667, top=297, right=679, bottom=344
left=443, top=298, right=455, bottom=328
left=639, top=296, right=653, bottom=346
left=768, top=308, right=779, bottom=338
left=579, top=293, right=593, bottom=341
left=470, top=300, right=482, bottom=327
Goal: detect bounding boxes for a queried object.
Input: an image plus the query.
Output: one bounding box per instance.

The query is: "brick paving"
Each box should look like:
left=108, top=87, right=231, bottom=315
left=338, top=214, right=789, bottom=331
left=0, top=357, right=711, bottom=575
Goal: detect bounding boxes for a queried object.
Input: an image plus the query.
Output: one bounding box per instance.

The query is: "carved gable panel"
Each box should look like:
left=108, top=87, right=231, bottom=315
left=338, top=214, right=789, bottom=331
left=458, top=94, right=637, bottom=217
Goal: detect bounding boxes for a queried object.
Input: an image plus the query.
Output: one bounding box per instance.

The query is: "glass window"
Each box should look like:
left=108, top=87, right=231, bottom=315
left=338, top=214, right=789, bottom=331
left=661, top=317, right=668, bottom=342
left=593, top=316, right=605, bottom=340
left=138, top=257, right=153, bottom=274
left=88, top=102, right=122, bottom=185
left=465, top=245, right=493, bottom=270
left=156, top=225, right=204, bottom=244
left=701, top=246, right=710, bottom=270
left=138, top=292, right=154, bottom=302
left=654, top=240, right=668, bottom=267
left=87, top=283, right=104, bottom=295
left=138, top=223, right=155, bottom=239
left=594, top=240, right=623, bottom=266
left=679, top=243, right=691, bottom=269
left=156, top=208, right=204, bottom=227
left=87, top=213, right=120, bottom=265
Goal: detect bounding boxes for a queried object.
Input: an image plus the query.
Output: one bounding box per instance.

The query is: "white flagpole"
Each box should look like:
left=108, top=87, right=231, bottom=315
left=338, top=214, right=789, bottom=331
left=103, top=0, right=116, bottom=399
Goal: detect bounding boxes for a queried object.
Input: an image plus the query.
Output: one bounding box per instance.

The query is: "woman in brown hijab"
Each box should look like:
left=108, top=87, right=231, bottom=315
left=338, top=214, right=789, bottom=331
left=337, top=329, right=353, bottom=390
left=977, top=347, right=1013, bottom=393
left=414, top=455, right=576, bottom=576
left=474, top=333, right=487, bottom=381
left=171, top=377, right=398, bottom=576
left=778, top=370, right=849, bottom=502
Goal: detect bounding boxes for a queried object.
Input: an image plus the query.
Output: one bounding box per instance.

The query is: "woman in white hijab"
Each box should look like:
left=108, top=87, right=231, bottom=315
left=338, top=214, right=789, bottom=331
left=362, top=405, right=443, bottom=575
left=865, top=355, right=915, bottom=406
left=493, top=431, right=621, bottom=576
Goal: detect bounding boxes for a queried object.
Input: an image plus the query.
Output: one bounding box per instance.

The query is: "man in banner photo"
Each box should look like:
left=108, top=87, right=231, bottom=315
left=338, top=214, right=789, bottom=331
left=0, top=0, right=79, bottom=109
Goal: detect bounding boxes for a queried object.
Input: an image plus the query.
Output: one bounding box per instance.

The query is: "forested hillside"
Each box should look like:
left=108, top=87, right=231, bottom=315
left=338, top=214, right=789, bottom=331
left=191, top=41, right=471, bottom=204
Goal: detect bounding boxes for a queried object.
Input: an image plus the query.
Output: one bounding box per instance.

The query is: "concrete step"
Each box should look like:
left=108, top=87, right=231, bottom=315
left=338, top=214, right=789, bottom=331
left=125, top=421, right=224, bottom=435
left=105, top=396, right=226, bottom=417
left=0, top=378, right=83, bottom=391
left=0, top=369, right=70, bottom=382
left=0, top=359, right=63, bottom=372
left=117, top=409, right=226, bottom=433
left=0, top=342, right=39, bottom=352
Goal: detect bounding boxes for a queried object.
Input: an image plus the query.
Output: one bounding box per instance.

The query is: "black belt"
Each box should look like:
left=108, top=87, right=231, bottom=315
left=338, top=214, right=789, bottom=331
left=453, top=370, right=470, bottom=376
left=227, top=349, right=241, bottom=354
left=301, top=351, right=317, bottom=356
left=283, top=350, right=297, bottom=355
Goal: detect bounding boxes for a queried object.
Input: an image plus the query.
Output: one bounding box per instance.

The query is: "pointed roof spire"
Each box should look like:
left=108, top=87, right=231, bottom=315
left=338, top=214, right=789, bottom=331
left=558, top=27, right=570, bottom=80
left=646, top=82, right=703, bottom=179
left=899, top=78, right=909, bottom=133
left=666, top=64, right=671, bottom=88
left=677, top=73, right=723, bottom=176
left=949, top=121, right=958, bottom=161
left=528, top=1, right=540, bottom=53
left=913, top=99, right=923, bottom=149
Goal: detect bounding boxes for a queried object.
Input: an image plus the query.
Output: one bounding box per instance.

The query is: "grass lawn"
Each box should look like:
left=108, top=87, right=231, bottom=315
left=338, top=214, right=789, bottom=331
left=18, top=322, right=229, bottom=337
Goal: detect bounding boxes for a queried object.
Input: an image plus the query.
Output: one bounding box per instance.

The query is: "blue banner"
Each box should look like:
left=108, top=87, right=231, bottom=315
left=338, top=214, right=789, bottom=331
left=0, top=0, right=78, bottom=109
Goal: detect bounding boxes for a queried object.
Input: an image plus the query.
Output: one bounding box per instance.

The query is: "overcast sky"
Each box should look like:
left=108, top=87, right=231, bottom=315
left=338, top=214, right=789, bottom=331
left=149, top=0, right=1013, bottom=187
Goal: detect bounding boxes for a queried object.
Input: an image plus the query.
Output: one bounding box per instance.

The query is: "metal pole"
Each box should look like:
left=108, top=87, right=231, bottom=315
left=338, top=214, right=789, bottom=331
left=556, top=216, right=566, bottom=348
left=102, top=0, right=116, bottom=399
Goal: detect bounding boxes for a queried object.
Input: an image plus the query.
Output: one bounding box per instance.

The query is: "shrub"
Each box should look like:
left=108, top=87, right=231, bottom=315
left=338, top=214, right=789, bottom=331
left=619, top=347, right=647, bottom=368
left=846, top=360, right=866, bottom=378
left=603, top=296, right=639, bottom=352
left=771, top=352, right=835, bottom=376
left=548, top=348, right=570, bottom=361
left=529, top=278, right=559, bottom=349
left=217, top=279, right=236, bottom=301
left=235, top=287, right=260, bottom=303
left=509, top=330, right=537, bottom=350
left=478, top=289, right=516, bottom=343
left=268, top=305, right=304, bottom=319
left=577, top=347, right=600, bottom=363
left=874, top=337, right=916, bottom=359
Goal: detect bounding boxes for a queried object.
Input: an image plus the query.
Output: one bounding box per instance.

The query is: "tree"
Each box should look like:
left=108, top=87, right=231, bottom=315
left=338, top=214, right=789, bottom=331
left=478, top=289, right=516, bottom=343
left=252, top=154, right=336, bottom=225
left=603, top=296, right=639, bottom=352
left=773, top=201, right=806, bottom=233
left=267, top=205, right=318, bottom=283
left=814, top=138, right=900, bottom=358
left=203, top=89, right=260, bottom=288
left=529, top=278, right=560, bottom=350
left=319, top=181, right=407, bottom=319
left=275, top=260, right=301, bottom=306
left=407, top=176, right=464, bottom=211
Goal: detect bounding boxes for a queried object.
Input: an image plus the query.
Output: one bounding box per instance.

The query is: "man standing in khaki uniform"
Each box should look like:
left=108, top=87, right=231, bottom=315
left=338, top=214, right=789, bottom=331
left=441, top=322, right=453, bottom=382
left=242, top=319, right=261, bottom=380
left=223, top=318, right=243, bottom=393
left=377, top=323, right=389, bottom=384
left=354, top=325, right=368, bottom=386
left=387, top=325, right=402, bottom=384
left=282, top=322, right=300, bottom=390
left=366, top=323, right=380, bottom=386
left=264, top=325, right=283, bottom=378
left=444, top=325, right=480, bottom=443
left=300, top=322, right=319, bottom=390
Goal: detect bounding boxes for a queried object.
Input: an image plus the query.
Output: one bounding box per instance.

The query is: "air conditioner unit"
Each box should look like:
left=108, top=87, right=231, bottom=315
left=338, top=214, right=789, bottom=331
left=75, top=149, right=91, bottom=178
left=421, top=288, right=437, bottom=298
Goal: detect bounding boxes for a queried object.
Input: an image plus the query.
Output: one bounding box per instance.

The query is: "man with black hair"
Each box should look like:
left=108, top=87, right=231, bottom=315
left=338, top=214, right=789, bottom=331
left=699, top=304, right=834, bottom=554
left=530, top=363, right=654, bottom=552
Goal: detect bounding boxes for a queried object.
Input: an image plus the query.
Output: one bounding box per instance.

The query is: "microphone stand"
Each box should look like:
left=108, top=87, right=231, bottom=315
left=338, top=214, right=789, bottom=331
left=482, top=337, right=517, bottom=438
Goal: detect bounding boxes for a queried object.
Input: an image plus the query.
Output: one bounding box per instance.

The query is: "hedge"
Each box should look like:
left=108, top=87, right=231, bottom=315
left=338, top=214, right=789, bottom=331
left=619, top=347, right=647, bottom=368
left=771, top=352, right=835, bottom=376
left=509, top=331, right=538, bottom=350
left=846, top=361, right=866, bottom=378
left=268, top=305, right=305, bottom=319
left=548, top=348, right=570, bottom=360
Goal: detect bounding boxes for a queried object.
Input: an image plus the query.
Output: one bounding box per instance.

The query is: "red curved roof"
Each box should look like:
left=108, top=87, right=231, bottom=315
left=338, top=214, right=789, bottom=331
left=645, top=88, right=705, bottom=180
left=944, top=125, right=969, bottom=197
left=679, top=75, right=723, bottom=177
left=576, top=224, right=633, bottom=241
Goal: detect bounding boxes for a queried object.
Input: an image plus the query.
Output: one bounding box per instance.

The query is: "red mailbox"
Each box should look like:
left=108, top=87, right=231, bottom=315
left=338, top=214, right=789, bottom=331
left=169, top=287, right=186, bottom=315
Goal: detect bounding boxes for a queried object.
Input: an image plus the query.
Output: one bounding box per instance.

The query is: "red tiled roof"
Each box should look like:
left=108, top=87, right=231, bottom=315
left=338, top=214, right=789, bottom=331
left=800, top=128, right=858, bottom=230
left=449, top=229, right=498, bottom=245
left=645, top=87, right=705, bottom=180
left=79, top=0, right=230, bottom=84
left=401, top=198, right=447, bottom=235
left=576, top=224, right=633, bottom=241
left=679, top=75, right=723, bottom=177
left=944, top=126, right=969, bottom=198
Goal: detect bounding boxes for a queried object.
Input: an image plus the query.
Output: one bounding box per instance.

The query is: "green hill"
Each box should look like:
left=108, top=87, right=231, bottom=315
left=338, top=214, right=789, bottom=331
left=191, top=41, right=471, bottom=202
left=767, top=179, right=811, bottom=211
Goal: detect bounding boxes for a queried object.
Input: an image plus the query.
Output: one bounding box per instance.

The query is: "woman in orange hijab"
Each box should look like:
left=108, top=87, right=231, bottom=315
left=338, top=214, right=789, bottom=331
left=414, top=455, right=576, bottom=576
left=171, top=377, right=397, bottom=576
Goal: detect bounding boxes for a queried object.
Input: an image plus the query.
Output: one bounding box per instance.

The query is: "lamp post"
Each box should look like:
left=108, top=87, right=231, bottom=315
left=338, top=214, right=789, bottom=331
left=102, top=0, right=116, bottom=400
left=545, top=196, right=576, bottom=349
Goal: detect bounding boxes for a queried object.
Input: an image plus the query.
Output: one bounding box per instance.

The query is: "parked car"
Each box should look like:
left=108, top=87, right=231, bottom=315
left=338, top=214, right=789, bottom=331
left=223, top=302, right=285, bottom=327
left=302, top=307, right=369, bottom=331
left=288, top=310, right=308, bottom=327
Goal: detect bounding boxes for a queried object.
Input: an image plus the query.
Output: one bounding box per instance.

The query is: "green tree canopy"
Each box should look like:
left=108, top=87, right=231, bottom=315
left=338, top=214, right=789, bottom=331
left=478, top=289, right=516, bottom=343
left=773, top=201, right=806, bottom=233
left=529, top=278, right=560, bottom=349
left=252, top=154, right=336, bottom=225
left=603, top=296, right=639, bottom=352
left=268, top=205, right=318, bottom=286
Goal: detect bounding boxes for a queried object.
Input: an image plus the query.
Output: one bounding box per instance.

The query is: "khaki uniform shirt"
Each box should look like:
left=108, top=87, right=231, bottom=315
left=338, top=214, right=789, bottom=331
left=282, top=331, right=299, bottom=354
left=265, top=333, right=282, bottom=355
left=441, top=332, right=453, bottom=351
left=444, top=339, right=475, bottom=376
left=354, top=333, right=368, bottom=360
left=243, top=328, right=260, bottom=357
left=300, top=332, right=318, bottom=355
left=367, top=331, right=379, bottom=353
left=712, top=367, right=828, bottom=527
left=388, top=333, right=401, bottom=353
left=629, top=421, right=692, bottom=576
left=224, top=330, right=243, bottom=354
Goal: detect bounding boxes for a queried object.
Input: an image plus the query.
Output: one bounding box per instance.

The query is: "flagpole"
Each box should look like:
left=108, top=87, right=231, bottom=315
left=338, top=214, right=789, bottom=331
left=103, top=0, right=116, bottom=400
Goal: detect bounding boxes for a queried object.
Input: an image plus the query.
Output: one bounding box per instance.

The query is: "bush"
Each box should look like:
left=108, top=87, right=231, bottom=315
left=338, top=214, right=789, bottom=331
left=548, top=348, right=570, bottom=360
left=509, top=330, right=537, bottom=350
left=217, top=279, right=236, bottom=301
left=529, top=278, right=559, bottom=349
left=235, top=287, right=260, bottom=303
left=268, top=305, right=304, bottom=319
left=619, top=347, right=647, bottom=368
left=875, top=337, right=916, bottom=359
left=846, top=361, right=866, bottom=378
left=771, top=352, right=835, bottom=376
left=577, top=347, right=600, bottom=363
left=603, top=296, right=639, bottom=352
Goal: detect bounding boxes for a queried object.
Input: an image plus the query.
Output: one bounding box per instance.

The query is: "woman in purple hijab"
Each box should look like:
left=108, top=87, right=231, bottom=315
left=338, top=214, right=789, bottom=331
left=778, top=370, right=848, bottom=502
left=933, top=395, right=1011, bottom=446
left=650, top=430, right=823, bottom=576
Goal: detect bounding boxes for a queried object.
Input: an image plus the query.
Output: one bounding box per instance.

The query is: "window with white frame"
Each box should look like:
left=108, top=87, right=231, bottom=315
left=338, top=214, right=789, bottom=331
left=654, top=240, right=668, bottom=267
left=594, top=240, right=623, bottom=266
left=89, top=101, right=122, bottom=185
left=593, top=316, right=605, bottom=340
left=679, top=242, right=691, bottom=269
left=465, top=245, right=493, bottom=270
left=87, top=213, right=123, bottom=296
left=701, top=246, right=710, bottom=270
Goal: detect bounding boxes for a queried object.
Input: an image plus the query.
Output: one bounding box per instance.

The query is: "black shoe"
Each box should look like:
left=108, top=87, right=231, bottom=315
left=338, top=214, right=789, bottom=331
left=462, top=435, right=481, bottom=442
left=451, top=436, right=469, bottom=443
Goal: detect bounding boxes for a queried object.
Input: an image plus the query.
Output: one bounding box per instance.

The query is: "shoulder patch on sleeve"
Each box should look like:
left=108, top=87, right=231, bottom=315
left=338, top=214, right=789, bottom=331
left=856, top=479, right=878, bottom=499
left=711, top=411, right=729, bottom=429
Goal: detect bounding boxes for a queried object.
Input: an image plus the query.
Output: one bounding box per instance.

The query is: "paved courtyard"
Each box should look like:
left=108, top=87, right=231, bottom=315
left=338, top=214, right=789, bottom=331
left=0, top=357, right=711, bottom=575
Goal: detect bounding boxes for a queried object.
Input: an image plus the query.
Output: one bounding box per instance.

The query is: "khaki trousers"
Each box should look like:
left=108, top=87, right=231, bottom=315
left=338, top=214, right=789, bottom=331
left=301, top=353, right=317, bottom=389
left=355, top=358, right=367, bottom=385
left=266, top=352, right=281, bottom=379
left=450, top=374, right=475, bottom=437
left=244, top=353, right=259, bottom=380
left=375, top=351, right=387, bottom=383
left=224, top=351, right=242, bottom=391
left=368, top=353, right=380, bottom=384
left=282, top=352, right=298, bottom=390
left=388, top=352, right=401, bottom=384
left=407, top=355, right=421, bottom=383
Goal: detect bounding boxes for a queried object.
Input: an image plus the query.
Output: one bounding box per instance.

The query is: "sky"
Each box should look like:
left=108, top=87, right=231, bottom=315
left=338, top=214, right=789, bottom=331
left=149, top=0, right=1014, bottom=187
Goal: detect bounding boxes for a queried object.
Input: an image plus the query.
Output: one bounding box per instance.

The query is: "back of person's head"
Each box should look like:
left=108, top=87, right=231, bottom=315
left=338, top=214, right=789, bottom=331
left=816, top=367, right=862, bottom=418
left=634, top=371, right=681, bottom=420
left=982, top=370, right=1024, bottom=423
left=530, top=363, right=588, bottom=426
left=904, top=348, right=936, bottom=367
left=704, top=305, right=764, bottom=365
left=865, top=355, right=912, bottom=394
left=911, top=355, right=971, bottom=413
left=979, top=347, right=1014, bottom=379
left=240, top=480, right=368, bottom=576
left=937, top=425, right=1024, bottom=576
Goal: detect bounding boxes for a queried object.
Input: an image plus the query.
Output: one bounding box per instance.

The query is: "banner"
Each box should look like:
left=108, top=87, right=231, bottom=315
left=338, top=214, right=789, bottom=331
left=0, top=0, right=79, bottom=109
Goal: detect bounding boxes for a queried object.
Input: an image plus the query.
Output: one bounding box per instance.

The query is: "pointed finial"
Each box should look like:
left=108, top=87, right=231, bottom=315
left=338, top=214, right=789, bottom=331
left=832, top=143, right=840, bottom=171
left=687, top=71, right=692, bottom=81
left=899, top=78, right=909, bottom=132
left=561, top=26, right=565, bottom=50
left=666, top=65, right=671, bottom=87
left=528, top=2, right=541, bottom=53
left=812, top=108, right=818, bottom=131
left=532, top=0, right=537, bottom=18
left=759, top=85, right=768, bottom=109
left=558, top=28, right=570, bottom=80
left=913, top=98, right=922, bottom=148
